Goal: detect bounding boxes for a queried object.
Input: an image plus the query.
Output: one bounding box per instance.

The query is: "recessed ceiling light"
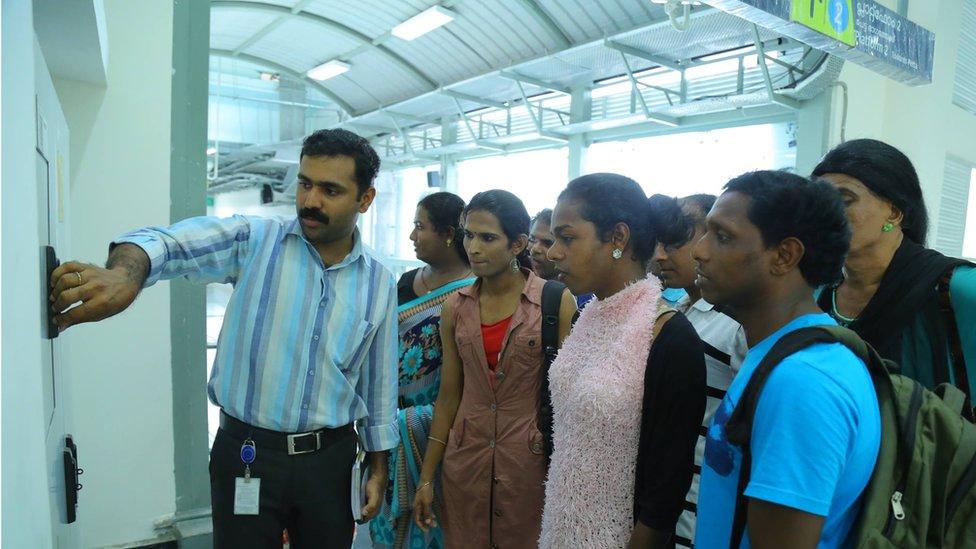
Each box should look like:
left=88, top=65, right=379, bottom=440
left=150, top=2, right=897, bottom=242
left=306, top=59, right=350, bottom=81
left=391, top=6, right=455, bottom=40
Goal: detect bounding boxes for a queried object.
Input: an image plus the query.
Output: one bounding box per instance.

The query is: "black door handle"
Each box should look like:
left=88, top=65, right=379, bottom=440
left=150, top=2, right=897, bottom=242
left=63, top=435, right=82, bottom=524
left=44, top=245, right=60, bottom=339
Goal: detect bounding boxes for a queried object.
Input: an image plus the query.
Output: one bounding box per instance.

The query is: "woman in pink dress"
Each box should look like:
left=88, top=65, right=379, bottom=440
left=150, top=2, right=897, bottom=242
left=539, top=174, right=706, bottom=548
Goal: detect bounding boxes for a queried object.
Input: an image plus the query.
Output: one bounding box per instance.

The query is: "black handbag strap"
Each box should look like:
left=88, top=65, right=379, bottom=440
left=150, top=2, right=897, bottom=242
left=538, top=280, right=565, bottom=463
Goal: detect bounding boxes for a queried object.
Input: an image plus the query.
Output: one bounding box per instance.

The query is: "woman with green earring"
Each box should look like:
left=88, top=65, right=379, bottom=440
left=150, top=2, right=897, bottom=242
left=812, top=139, right=976, bottom=401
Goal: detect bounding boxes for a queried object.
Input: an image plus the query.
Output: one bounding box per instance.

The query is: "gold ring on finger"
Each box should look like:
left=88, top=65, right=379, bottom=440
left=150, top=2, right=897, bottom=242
left=76, top=272, right=83, bottom=285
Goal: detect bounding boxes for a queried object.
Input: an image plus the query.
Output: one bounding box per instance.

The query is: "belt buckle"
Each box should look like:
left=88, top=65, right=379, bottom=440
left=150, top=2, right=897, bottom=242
left=287, top=431, right=321, bottom=455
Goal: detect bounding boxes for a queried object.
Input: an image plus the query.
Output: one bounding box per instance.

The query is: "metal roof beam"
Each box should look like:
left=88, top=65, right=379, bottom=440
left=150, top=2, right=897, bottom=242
left=604, top=40, right=682, bottom=71
left=617, top=50, right=679, bottom=127
left=451, top=97, right=507, bottom=152
left=751, top=24, right=801, bottom=111
left=211, top=1, right=438, bottom=88
left=334, top=6, right=717, bottom=128
left=345, top=122, right=395, bottom=134
left=441, top=89, right=508, bottom=110
left=210, top=49, right=354, bottom=116
left=380, top=110, right=441, bottom=125
left=515, top=80, right=568, bottom=142
left=499, top=71, right=570, bottom=94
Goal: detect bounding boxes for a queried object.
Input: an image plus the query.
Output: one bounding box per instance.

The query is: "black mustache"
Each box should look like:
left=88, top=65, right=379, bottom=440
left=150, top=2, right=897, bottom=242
left=299, top=208, right=329, bottom=224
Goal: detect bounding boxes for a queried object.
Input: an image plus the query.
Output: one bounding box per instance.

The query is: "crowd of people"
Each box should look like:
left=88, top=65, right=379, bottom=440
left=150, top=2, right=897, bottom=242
left=47, top=129, right=975, bottom=548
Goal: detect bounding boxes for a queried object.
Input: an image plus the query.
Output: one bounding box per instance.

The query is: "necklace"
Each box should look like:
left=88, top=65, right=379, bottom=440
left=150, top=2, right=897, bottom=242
left=419, top=266, right=473, bottom=295
left=419, top=266, right=433, bottom=294
left=830, top=287, right=858, bottom=325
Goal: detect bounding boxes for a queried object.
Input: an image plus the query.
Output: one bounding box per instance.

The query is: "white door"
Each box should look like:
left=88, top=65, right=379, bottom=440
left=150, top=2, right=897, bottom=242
left=35, top=40, right=79, bottom=549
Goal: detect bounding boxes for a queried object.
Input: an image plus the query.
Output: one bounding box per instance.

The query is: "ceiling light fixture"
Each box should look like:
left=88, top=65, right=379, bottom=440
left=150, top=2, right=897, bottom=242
left=259, top=71, right=280, bottom=82
left=391, top=5, right=455, bottom=40
left=306, top=59, right=351, bottom=81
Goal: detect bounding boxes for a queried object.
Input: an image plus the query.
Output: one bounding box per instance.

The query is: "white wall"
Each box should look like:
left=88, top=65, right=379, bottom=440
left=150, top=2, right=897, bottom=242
left=827, top=0, right=976, bottom=247
left=1, top=2, right=57, bottom=548
left=54, top=0, right=178, bottom=546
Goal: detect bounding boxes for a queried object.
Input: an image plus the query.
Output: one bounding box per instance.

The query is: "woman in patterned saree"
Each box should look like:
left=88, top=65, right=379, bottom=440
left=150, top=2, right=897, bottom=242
left=370, top=192, right=474, bottom=549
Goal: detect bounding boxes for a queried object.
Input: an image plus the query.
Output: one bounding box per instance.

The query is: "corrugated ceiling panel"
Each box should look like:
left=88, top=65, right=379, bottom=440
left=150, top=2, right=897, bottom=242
left=384, top=26, right=487, bottom=84
left=341, top=48, right=432, bottom=105
left=245, top=18, right=362, bottom=72
left=618, top=10, right=779, bottom=63
left=302, top=0, right=418, bottom=40
left=323, top=76, right=382, bottom=113
left=209, top=7, right=277, bottom=49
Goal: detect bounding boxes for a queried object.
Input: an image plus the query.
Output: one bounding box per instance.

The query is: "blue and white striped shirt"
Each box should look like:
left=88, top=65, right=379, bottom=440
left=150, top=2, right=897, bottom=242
left=116, top=215, right=399, bottom=452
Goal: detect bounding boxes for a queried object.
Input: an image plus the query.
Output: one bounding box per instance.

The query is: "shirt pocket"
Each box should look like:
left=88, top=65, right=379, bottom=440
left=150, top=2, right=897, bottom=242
left=330, top=319, right=376, bottom=370
left=508, top=332, right=543, bottom=372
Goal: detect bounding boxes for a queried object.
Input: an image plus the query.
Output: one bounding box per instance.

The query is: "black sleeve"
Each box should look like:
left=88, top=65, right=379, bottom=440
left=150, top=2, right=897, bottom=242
left=634, top=312, right=707, bottom=531
left=397, top=269, right=419, bottom=305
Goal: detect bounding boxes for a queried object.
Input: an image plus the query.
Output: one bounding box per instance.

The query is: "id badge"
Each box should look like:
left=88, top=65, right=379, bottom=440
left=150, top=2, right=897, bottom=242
left=234, top=477, right=260, bottom=515
left=234, top=438, right=260, bottom=515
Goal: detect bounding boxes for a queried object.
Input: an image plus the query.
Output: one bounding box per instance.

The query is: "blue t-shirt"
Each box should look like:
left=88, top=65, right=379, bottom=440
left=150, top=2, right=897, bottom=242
left=662, top=287, right=688, bottom=307
left=696, top=313, right=881, bottom=548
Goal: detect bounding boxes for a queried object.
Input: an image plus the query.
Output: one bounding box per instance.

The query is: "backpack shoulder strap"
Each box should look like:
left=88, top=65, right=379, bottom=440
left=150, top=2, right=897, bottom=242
left=938, top=264, right=972, bottom=402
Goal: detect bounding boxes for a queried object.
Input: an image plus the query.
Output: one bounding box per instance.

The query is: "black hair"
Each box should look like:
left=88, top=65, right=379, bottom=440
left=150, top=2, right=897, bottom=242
left=463, top=190, right=532, bottom=269
left=724, top=170, right=850, bottom=287
left=532, top=209, right=553, bottom=227
left=300, top=129, right=381, bottom=197
left=558, top=173, right=687, bottom=263
left=678, top=194, right=717, bottom=232
left=418, top=192, right=468, bottom=264
left=811, top=139, right=928, bottom=244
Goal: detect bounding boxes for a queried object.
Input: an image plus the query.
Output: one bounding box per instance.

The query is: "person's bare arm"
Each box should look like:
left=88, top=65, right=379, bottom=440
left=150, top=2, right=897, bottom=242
left=413, top=298, right=464, bottom=532
left=49, top=243, right=149, bottom=330
left=557, top=289, right=577, bottom=345
left=747, top=498, right=824, bottom=549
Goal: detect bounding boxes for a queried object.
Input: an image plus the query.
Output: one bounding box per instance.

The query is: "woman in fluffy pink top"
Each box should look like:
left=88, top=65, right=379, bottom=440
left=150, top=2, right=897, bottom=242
left=539, top=174, right=706, bottom=548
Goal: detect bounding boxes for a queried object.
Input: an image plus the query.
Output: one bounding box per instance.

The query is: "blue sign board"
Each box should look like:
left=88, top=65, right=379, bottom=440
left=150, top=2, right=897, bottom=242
left=704, top=0, right=935, bottom=85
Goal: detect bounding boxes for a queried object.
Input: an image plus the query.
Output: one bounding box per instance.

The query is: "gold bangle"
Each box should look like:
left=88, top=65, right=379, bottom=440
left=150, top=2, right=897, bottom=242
left=428, top=435, right=447, bottom=446
left=418, top=480, right=434, bottom=491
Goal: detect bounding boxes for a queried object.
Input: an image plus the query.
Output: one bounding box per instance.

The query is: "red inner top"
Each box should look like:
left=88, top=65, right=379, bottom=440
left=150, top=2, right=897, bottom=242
left=481, top=315, right=513, bottom=372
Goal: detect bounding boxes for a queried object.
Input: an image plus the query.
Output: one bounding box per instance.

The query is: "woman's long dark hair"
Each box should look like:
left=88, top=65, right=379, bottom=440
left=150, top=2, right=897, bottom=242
left=418, top=192, right=468, bottom=264
left=463, top=190, right=532, bottom=269
left=812, top=139, right=928, bottom=244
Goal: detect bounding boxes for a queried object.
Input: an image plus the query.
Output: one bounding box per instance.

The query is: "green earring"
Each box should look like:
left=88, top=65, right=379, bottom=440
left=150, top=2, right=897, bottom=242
left=882, top=222, right=895, bottom=233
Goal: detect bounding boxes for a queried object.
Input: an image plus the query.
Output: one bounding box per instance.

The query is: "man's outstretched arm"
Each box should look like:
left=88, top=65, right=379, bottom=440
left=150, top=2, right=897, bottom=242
left=50, top=243, right=149, bottom=330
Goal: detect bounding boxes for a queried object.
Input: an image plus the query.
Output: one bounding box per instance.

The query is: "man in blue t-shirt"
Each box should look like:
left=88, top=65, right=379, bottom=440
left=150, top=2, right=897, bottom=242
left=692, top=171, right=881, bottom=548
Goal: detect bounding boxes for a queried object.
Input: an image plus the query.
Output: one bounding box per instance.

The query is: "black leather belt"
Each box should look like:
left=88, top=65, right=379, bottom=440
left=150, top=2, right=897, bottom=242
left=219, top=411, right=354, bottom=456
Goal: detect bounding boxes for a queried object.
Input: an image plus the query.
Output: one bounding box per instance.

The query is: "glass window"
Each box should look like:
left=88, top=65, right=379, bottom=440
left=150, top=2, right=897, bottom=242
left=456, top=148, right=570, bottom=216
left=585, top=122, right=797, bottom=197
left=963, top=168, right=976, bottom=260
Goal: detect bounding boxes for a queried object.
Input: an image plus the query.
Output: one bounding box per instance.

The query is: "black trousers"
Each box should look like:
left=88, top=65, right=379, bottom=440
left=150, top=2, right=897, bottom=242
left=209, top=424, right=357, bottom=549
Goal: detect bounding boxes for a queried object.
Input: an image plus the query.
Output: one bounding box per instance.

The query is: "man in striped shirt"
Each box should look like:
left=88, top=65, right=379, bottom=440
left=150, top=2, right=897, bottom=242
left=49, top=129, right=398, bottom=548
left=652, top=194, right=747, bottom=548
